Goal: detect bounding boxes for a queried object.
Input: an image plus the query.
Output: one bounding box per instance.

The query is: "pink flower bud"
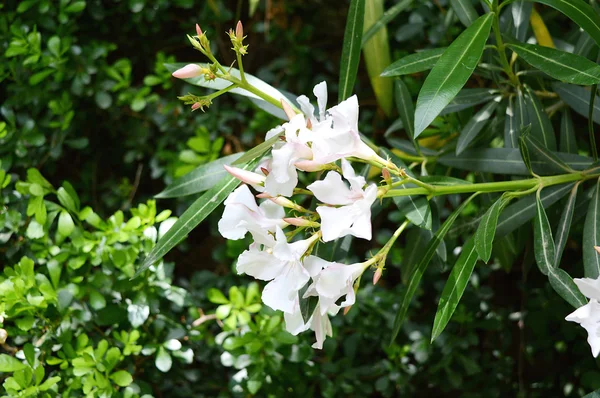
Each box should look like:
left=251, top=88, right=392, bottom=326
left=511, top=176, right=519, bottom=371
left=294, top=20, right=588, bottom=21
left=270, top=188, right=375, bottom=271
left=191, top=102, right=202, bottom=111
left=196, top=24, right=203, bottom=37
left=283, top=217, right=314, bottom=227
left=224, top=165, right=266, bottom=186
left=343, top=306, right=352, bottom=316
left=236, top=21, right=244, bottom=40
left=260, top=167, right=270, bottom=176
left=281, top=99, right=296, bottom=121
left=382, top=168, right=391, bottom=181
left=294, top=160, right=326, bottom=172
left=255, top=192, right=271, bottom=199
left=172, top=64, right=203, bottom=79
left=373, top=268, right=383, bottom=285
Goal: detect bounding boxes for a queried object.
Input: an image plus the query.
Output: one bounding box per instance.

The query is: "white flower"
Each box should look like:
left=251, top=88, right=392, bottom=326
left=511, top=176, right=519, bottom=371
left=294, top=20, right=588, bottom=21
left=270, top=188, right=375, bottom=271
left=307, top=159, right=377, bottom=242
left=566, top=277, right=600, bottom=357
left=283, top=301, right=333, bottom=350
left=308, top=261, right=366, bottom=315
left=236, top=228, right=319, bottom=313
left=218, top=185, right=285, bottom=247
left=264, top=115, right=314, bottom=197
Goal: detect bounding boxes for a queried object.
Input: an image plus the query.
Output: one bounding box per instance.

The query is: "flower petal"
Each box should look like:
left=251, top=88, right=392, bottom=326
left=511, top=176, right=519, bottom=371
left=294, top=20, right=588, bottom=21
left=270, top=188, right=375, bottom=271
left=237, top=249, right=285, bottom=281
left=262, top=261, right=310, bottom=313
left=313, top=81, right=328, bottom=121
left=316, top=206, right=355, bottom=242
left=574, top=277, right=600, bottom=301
left=566, top=299, right=600, bottom=357
left=307, top=171, right=353, bottom=205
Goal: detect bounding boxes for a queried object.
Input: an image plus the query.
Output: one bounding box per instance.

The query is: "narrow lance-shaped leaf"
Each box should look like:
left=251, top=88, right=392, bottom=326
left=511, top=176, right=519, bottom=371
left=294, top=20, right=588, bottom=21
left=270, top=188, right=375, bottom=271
left=554, top=182, right=580, bottom=266
left=439, top=148, right=593, bottom=175
left=156, top=153, right=244, bottom=198
left=560, top=109, right=578, bottom=154
left=390, top=193, right=479, bottom=344
left=511, top=1, right=532, bottom=42
left=575, top=31, right=594, bottom=57
left=136, top=158, right=260, bottom=276
left=505, top=96, right=518, bottom=148
left=339, top=0, right=366, bottom=102
left=516, top=87, right=530, bottom=131
left=475, top=196, right=506, bottom=263
left=381, top=47, right=446, bottom=77
left=394, top=79, right=418, bottom=152
left=450, top=0, right=478, bottom=27
left=362, top=0, right=413, bottom=46
left=401, top=228, right=431, bottom=284
left=522, top=130, right=574, bottom=174
left=524, top=86, right=557, bottom=151
left=456, top=97, right=500, bottom=155
left=441, top=88, right=500, bottom=115
left=548, top=268, right=587, bottom=308
left=534, top=190, right=557, bottom=276
left=525, top=0, right=600, bottom=48
left=518, top=125, right=535, bottom=176
left=413, top=13, right=493, bottom=137
left=583, top=178, right=600, bottom=278
left=431, top=236, right=478, bottom=341
left=506, top=43, right=600, bottom=85
left=553, top=83, right=600, bottom=125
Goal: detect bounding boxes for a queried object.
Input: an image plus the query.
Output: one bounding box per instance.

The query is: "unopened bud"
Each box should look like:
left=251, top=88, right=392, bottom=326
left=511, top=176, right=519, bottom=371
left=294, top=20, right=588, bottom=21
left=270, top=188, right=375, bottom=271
left=256, top=192, right=271, bottom=199
left=294, top=160, right=326, bottom=172
left=236, top=21, right=244, bottom=40
left=306, top=118, right=313, bottom=129
left=0, top=329, right=6, bottom=344
left=268, top=196, right=309, bottom=212
left=260, top=167, right=270, bottom=176
left=224, top=165, right=266, bottom=186
left=373, top=268, right=383, bottom=285
left=382, top=168, right=392, bottom=185
left=191, top=102, right=202, bottom=111
left=283, top=217, right=319, bottom=228
left=343, top=306, right=352, bottom=316
left=595, top=246, right=600, bottom=255
left=172, top=64, right=203, bottom=79
left=281, top=99, right=296, bottom=121
left=196, top=24, right=202, bottom=37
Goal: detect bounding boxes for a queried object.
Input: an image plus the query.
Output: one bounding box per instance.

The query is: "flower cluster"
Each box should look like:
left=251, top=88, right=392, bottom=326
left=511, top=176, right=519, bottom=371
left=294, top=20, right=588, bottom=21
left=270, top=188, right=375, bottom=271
left=217, top=82, right=392, bottom=348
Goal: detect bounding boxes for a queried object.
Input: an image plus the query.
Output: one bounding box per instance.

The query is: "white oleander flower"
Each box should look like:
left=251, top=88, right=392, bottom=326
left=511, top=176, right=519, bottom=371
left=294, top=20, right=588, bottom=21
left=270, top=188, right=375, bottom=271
left=307, top=159, right=377, bottom=242
left=566, top=277, right=600, bottom=357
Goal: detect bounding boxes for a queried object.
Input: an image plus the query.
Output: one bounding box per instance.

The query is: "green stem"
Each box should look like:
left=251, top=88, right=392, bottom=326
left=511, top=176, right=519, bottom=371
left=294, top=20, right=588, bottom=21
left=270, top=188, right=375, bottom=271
left=206, top=84, right=237, bottom=100
left=236, top=52, right=247, bottom=84
left=589, top=84, right=599, bottom=162
left=225, top=75, right=301, bottom=113
left=491, top=2, right=519, bottom=87
left=384, top=172, right=597, bottom=198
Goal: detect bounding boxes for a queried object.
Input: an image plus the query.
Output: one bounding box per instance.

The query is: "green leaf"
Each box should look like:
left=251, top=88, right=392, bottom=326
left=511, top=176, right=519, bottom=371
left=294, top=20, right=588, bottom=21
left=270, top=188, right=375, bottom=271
left=413, top=13, right=493, bottom=138
left=431, top=236, right=478, bottom=341
left=363, top=0, right=393, bottom=116
left=381, top=47, right=446, bottom=77
left=450, top=0, right=478, bottom=27
left=524, top=130, right=574, bottom=174
left=456, top=98, right=500, bottom=154
left=57, top=211, right=75, bottom=237
left=553, top=83, right=600, bottom=125
left=526, top=0, right=600, bottom=48
left=57, top=187, right=77, bottom=213
left=136, top=158, right=259, bottom=276
left=156, top=153, right=244, bottom=198
left=165, top=63, right=296, bottom=120
left=441, top=88, right=500, bottom=115
left=518, top=126, right=533, bottom=176
left=394, top=79, right=416, bottom=146
left=511, top=1, right=533, bottom=42
left=0, top=354, right=26, bottom=372
left=504, top=96, right=518, bottom=148
left=496, top=183, right=575, bottom=239
left=523, top=86, right=557, bottom=151
left=560, top=109, right=578, bottom=154
left=438, top=148, right=593, bottom=175
left=110, top=370, right=133, bottom=387
left=507, top=43, right=600, bottom=85
left=339, top=0, right=365, bottom=102
left=390, top=193, right=479, bottom=344
left=65, top=1, right=86, bottom=13
left=548, top=268, right=587, bottom=308
left=207, top=288, right=229, bottom=304
left=583, top=178, right=600, bottom=278
left=23, top=344, right=35, bottom=368
left=361, top=0, right=412, bottom=46
left=534, top=191, right=556, bottom=276
left=28, top=70, right=55, bottom=86
left=554, top=183, right=579, bottom=266
left=475, top=197, right=505, bottom=263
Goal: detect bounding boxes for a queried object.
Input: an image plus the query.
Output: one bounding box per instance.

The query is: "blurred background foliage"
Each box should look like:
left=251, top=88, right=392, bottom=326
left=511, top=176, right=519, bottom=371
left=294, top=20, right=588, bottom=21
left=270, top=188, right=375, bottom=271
left=0, top=0, right=599, bottom=396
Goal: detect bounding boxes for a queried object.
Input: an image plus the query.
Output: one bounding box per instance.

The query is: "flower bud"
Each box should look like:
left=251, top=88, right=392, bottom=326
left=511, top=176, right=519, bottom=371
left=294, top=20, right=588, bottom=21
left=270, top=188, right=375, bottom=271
left=266, top=196, right=309, bottom=212
left=382, top=168, right=392, bottom=185
left=224, top=165, right=266, bottom=186
left=283, top=217, right=319, bottom=228
left=373, top=268, right=383, bottom=285
left=196, top=24, right=202, bottom=37
left=172, top=64, right=203, bottom=79
left=343, top=306, right=352, bottom=316
left=236, top=21, right=244, bottom=40
left=294, top=160, right=326, bottom=172
left=281, top=99, right=296, bottom=121
left=191, top=102, right=202, bottom=111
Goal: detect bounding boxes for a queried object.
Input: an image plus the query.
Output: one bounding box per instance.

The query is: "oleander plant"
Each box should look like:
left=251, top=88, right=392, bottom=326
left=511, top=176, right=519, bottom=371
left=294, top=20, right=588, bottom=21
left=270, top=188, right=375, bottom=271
left=2, top=0, right=600, bottom=396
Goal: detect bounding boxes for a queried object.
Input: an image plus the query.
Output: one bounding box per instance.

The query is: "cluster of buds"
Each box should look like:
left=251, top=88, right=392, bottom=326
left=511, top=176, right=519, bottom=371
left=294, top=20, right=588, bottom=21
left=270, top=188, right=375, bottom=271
left=187, top=24, right=211, bottom=55
left=176, top=93, right=212, bottom=112
left=227, top=21, right=248, bottom=55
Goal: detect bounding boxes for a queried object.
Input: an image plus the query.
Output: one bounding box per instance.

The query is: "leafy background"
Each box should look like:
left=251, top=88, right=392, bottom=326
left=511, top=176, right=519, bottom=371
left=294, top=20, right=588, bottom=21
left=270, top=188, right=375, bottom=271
left=1, top=0, right=600, bottom=397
